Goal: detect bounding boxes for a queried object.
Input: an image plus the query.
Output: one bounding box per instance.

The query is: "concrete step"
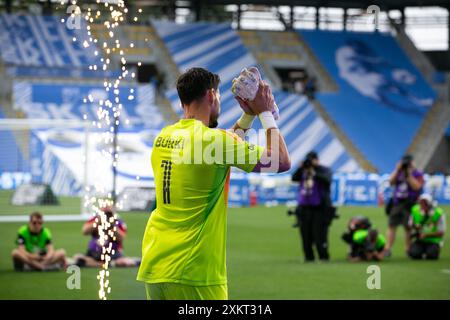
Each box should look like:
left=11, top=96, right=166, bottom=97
left=406, top=86, right=450, bottom=170
left=389, top=19, right=436, bottom=83
left=390, top=20, right=450, bottom=170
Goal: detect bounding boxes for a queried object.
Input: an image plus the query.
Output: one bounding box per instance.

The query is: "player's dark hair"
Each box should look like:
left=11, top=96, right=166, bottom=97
left=176, top=67, right=220, bottom=106
left=30, top=212, right=43, bottom=221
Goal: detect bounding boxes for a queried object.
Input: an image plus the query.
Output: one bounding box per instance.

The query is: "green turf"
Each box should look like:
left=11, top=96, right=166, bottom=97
left=0, top=205, right=449, bottom=299
left=0, top=190, right=81, bottom=215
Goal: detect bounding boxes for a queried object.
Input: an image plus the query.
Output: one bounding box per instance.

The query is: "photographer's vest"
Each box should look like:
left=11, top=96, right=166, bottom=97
left=352, top=229, right=386, bottom=251
left=410, top=204, right=444, bottom=244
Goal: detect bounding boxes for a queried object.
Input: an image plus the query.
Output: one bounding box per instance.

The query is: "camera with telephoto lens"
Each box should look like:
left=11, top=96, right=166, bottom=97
left=401, top=155, right=413, bottom=170
left=303, top=158, right=313, bottom=169
left=410, top=226, right=423, bottom=241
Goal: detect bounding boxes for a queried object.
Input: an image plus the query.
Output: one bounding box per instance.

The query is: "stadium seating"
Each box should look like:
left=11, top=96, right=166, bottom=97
left=0, top=14, right=113, bottom=78
left=152, top=20, right=359, bottom=172
left=0, top=14, right=171, bottom=196
left=0, top=108, right=28, bottom=172
left=298, top=29, right=437, bottom=173
left=12, top=81, right=164, bottom=130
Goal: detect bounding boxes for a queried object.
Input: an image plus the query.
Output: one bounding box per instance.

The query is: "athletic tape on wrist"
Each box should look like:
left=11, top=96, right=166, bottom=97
left=259, top=111, right=278, bottom=130
left=236, top=113, right=255, bottom=129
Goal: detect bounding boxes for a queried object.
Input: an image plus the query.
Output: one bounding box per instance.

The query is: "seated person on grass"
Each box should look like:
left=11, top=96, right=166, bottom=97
left=11, top=212, right=66, bottom=271
left=408, top=194, right=446, bottom=260
left=348, top=228, right=386, bottom=262
left=73, top=207, right=140, bottom=268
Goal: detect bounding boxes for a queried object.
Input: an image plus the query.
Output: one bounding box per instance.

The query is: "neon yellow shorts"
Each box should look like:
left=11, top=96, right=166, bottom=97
left=145, top=282, right=228, bottom=300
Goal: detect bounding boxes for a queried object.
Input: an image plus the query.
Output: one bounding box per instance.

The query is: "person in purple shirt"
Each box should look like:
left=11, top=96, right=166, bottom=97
left=73, top=207, right=140, bottom=268
left=385, top=154, right=424, bottom=257
left=292, top=151, right=334, bottom=262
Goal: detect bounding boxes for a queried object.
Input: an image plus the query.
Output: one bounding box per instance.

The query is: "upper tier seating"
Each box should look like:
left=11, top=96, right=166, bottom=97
left=0, top=14, right=114, bottom=78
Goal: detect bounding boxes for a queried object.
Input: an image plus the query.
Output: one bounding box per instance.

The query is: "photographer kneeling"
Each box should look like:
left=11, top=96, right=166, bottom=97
left=342, top=216, right=385, bottom=262
left=408, top=194, right=446, bottom=260
left=291, top=151, right=334, bottom=262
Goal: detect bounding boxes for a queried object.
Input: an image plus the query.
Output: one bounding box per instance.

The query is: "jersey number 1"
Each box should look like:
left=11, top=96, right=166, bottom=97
left=161, top=160, right=172, bottom=204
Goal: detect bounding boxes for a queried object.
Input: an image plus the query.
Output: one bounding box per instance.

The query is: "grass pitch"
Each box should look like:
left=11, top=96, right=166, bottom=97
left=0, top=190, right=81, bottom=215
left=0, top=196, right=449, bottom=299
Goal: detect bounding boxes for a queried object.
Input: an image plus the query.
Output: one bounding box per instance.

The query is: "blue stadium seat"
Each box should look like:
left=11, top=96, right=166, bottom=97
left=0, top=14, right=107, bottom=78
left=0, top=109, right=29, bottom=172
left=12, top=81, right=165, bottom=130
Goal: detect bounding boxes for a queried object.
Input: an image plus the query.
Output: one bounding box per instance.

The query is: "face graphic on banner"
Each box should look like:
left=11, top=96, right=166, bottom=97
left=336, top=39, right=433, bottom=115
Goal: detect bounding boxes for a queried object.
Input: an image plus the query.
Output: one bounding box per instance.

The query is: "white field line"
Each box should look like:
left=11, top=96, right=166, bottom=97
left=0, top=214, right=91, bottom=223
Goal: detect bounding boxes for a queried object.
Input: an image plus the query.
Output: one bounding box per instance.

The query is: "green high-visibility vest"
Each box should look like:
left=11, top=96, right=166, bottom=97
left=16, top=225, right=52, bottom=253
left=411, top=204, right=444, bottom=244
left=352, top=229, right=386, bottom=251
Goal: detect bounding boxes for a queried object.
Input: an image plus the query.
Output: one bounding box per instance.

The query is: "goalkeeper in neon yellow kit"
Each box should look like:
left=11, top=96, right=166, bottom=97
left=137, top=67, right=291, bottom=300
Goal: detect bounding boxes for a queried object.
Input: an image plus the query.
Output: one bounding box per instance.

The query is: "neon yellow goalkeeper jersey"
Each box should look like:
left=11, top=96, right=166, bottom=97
left=137, top=119, right=264, bottom=286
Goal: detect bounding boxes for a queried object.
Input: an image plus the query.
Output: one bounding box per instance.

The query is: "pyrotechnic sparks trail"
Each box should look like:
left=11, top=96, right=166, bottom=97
left=59, top=0, right=143, bottom=300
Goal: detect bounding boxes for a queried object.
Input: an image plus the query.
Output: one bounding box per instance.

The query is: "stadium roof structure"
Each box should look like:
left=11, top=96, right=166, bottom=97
left=141, top=0, right=450, bottom=9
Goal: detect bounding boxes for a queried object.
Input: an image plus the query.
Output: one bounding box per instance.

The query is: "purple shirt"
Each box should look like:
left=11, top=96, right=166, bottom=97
left=298, top=173, right=324, bottom=206
left=87, top=217, right=127, bottom=254
left=393, top=169, right=423, bottom=203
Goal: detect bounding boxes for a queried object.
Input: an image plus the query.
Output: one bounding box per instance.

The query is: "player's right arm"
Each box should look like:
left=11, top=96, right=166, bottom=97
left=16, top=244, right=36, bottom=260
left=16, top=230, right=39, bottom=260
left=235, top=81, right=290, bottom=173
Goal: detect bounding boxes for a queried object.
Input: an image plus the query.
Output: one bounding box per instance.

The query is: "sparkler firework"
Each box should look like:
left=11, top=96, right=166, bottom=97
left=59, top=0, right=144, bottom=300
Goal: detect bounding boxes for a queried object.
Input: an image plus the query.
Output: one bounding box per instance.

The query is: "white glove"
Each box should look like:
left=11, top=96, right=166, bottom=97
left=232, top=67, right=279, bottom=120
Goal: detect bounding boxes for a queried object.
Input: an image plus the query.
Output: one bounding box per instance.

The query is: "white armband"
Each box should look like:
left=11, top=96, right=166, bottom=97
left=236, top=113, right=255, bottom=129
left=258, top=111, right=278, bottom=130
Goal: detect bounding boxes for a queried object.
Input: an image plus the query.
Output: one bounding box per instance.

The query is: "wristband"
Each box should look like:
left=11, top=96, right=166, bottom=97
left=236, top=113, right=255, bottom=129
left=258, top=111, right=278, bottom=130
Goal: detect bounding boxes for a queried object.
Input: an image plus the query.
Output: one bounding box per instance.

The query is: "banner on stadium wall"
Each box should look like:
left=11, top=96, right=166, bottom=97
left=228, top=174, right=250, bottom=207
left=255, top=177, right=343, bottom=206
left=0, top=172, right=31, bottom=190
left=13, top=82, right=162, bottom=130
left=248, top=173, right=450, bottom=207
left=342, top=178, right=379, bottom=206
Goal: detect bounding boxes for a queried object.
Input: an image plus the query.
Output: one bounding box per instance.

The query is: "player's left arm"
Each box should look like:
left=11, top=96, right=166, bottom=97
left=225, top=81, right=291, bottom=173
left=230, top=96, right=256, bottom=139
